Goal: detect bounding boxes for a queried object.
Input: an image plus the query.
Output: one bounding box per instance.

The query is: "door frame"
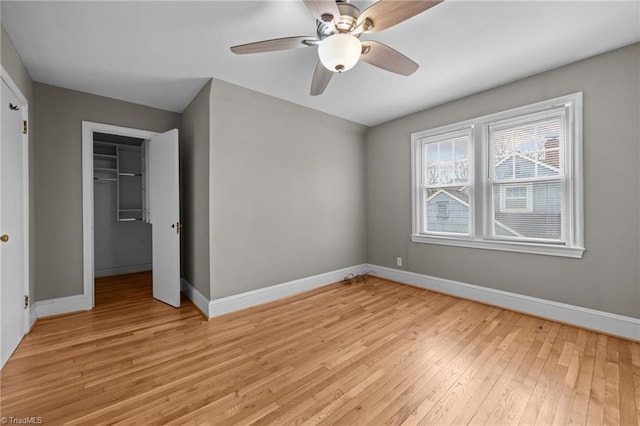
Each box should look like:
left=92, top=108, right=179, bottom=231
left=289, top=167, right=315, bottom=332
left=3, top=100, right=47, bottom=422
left=1, top=66, right=30, bottom=333
left=81, top=121, right=158, bottom=309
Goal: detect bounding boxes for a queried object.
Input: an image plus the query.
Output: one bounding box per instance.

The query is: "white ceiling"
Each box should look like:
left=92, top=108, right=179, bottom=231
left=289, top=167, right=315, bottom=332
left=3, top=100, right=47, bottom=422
left=2, top=1, right=639, bottom=126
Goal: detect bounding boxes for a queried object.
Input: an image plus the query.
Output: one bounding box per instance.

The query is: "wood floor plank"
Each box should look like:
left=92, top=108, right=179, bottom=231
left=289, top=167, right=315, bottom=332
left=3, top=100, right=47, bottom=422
left=586, top=334, right=608, bottom=425
left=1, top=272, right=638, bottom=425
left=619, top=339, right=639, bottom=425
left=567, top=331, right=597, bottom=425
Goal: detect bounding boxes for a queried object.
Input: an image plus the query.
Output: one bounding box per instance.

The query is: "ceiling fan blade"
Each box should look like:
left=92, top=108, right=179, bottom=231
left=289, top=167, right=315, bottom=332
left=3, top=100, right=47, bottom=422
left=310, top=61, right=333, bottom=96
left=356, top=0, right=444, bottom=33
left=231, top=36, right=318, bottom=54
left=360, top=41, right=419, bottom=76
left=303, top=0, right=341, bottom=26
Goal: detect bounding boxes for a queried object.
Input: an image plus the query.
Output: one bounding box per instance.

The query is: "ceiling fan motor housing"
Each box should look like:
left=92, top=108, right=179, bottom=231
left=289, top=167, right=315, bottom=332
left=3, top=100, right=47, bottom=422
left=316, top=2, right=361, bottom=39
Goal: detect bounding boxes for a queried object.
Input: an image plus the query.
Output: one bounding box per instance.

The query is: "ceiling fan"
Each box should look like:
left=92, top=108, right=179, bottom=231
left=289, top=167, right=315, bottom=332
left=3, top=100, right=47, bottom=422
left=230, top=0, right=444, bottom=96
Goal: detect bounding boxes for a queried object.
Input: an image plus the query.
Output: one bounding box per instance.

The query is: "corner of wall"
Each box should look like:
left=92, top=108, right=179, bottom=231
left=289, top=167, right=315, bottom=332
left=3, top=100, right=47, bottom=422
left=208, top=79, right=216, bottom=301
left=180, top=79, right=213, bottom=300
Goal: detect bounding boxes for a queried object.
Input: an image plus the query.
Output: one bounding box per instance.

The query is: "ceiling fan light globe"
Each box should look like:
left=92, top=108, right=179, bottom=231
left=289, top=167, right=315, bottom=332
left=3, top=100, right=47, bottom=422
left=318, top=34, right=361, bottom=73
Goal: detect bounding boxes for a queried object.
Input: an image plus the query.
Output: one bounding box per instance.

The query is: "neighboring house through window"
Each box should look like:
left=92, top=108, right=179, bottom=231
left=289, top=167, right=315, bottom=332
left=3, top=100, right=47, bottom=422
left=500, top=184, right=533, bottom=213
left=420, top=128, right=472, bottom=236
left=411, top=93, right=584, bottom=258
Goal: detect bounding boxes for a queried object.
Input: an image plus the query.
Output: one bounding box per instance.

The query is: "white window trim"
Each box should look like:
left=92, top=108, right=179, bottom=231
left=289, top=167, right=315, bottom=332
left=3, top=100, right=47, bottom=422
left=500, top=183, right=533, bottom=213
left=411, top=93, right=584, bottom=259
left=413, top=124, right=475, bottom=238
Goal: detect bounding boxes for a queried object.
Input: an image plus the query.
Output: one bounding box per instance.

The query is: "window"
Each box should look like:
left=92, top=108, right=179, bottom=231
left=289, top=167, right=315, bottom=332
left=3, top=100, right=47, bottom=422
left=500, top=184, right=532, bottom=213
left=411, top=93, right=584, bottom=258
left=436, top=201, right=449, bottom=219
left=419, top=128, right=472, bottom=235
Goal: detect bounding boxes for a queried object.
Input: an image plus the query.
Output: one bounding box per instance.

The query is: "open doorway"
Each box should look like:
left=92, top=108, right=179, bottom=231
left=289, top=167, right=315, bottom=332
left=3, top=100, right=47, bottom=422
left=93, top=132, right=150, bottom=278
left=92, top=132, right=152, bottom=306
left=82, top=122, right=181, bottom=310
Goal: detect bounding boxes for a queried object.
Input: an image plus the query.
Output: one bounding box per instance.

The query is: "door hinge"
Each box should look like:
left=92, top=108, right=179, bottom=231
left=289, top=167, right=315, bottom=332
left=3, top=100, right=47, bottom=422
left=23, top=120, right=28, bottom=135
left=171, top=222, right=183, bottom=234
left=24, top=295, right=29, bottom=309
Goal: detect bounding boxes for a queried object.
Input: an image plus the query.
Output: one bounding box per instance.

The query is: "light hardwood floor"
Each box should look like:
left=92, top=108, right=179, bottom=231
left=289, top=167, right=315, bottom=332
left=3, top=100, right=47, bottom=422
left=1, top=272, right=638, bottom=425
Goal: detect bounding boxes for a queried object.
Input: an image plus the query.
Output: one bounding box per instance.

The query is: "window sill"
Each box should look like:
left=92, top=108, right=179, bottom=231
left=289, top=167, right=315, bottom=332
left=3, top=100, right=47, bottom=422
left=411, top=234, right=585, bottom=258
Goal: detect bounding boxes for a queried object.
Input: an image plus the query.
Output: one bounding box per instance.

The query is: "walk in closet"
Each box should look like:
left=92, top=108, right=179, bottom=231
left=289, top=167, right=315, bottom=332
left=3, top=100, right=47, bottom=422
left=93, top=132, right=152, bottom=277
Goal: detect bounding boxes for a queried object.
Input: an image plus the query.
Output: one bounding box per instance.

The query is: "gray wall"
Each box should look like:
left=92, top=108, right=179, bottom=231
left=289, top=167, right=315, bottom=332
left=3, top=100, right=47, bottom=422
left=180, top=80, right=212, bottom=298
left=33, top=83, right=180, bottom=300
left=209, top=79, right=367, bottom=299
left=1, top=25, right=36, bottom=303
left=1, top=26, right=31, bottom=101
left=365, top=43, right=640, bottom=318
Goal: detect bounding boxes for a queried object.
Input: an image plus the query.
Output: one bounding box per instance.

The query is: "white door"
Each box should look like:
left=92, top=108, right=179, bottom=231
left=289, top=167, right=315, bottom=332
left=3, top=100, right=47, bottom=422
left=1, top=79, right=26, bottom=367
left=148, top=129, right=180, bottom=307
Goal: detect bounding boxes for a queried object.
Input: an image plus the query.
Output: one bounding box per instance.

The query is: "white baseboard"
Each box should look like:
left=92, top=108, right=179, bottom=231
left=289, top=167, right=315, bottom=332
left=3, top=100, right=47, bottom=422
left=34, top=294, right=89, bottom=318
left=206, top=264, right=368, bottom=318
left=95, top=263, right=152, bottom=278
left=180, top=279, right=210, bottom=318
left=367, top=264, right=640, bottom=341
left=31, top=264, right=637, bottom=341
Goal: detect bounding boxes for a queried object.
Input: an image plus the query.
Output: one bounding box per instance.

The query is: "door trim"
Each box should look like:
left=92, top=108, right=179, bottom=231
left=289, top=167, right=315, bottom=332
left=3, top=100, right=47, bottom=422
left=1, top=66, right=30, bottom=334
left=82, top=122, right=158, bottom=309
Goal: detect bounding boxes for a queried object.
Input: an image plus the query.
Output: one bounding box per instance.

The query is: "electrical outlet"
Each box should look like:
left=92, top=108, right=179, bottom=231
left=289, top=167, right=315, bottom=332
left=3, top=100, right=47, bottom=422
left=396, top=257, right=403, bottom=267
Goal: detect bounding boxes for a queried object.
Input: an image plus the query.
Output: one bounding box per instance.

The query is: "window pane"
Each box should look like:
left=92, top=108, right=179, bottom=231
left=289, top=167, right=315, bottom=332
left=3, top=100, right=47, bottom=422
left=440, top=141, right=453, bottom=161
left=488, top=109, right=567, bottom=244
left=454, top=161, right=469, bottom=184
left=491, top=116, right=564, bottom=180
left=420, top=132, right=472, bottom=236
left=454, top=140, right=467, bottom=161
left=515, top=156, right=536, bottom=178
left=426, top=143, right=438, bottom=162
left=425, top=186, right=469, bottom=234
left=424, top=136, right=470, bottom=187
left=506, top=187, right=527, bottom=197
left=495, top=157, right=514, bottom=180
left=493, top=180, right=562, bottom=241
left=505, top=198, right=528, bottom=210
left=436, top=201, right=449, bottom=218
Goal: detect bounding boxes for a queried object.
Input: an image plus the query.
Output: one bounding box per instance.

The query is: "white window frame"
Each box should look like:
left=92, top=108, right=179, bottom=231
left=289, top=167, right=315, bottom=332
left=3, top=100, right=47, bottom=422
left=500, top=184, right=533, bottom=213
left=413, top=124, right=475, bottom=239
left=411, top=93, right=584, bottom=258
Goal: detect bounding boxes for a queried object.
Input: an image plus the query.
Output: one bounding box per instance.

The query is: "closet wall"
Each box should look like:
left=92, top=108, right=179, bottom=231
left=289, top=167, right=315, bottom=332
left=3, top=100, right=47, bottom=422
left=93, top=133, right=152, bottom=277
left=33, top=83, right=180, bottom=300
